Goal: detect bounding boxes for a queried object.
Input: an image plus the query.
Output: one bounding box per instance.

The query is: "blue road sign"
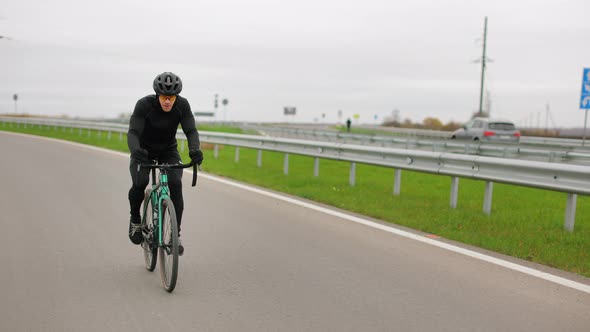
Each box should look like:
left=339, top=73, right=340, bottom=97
left=581, top=68, right=590, bottom=109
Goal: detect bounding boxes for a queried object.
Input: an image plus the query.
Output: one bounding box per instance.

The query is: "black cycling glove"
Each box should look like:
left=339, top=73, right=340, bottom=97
left=132, top=148, right=150, bottom=163
left=189, top=149, right=204, bottom=165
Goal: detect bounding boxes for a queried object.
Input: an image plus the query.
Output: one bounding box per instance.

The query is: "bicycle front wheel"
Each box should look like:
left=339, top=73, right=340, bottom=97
left=158, top=197, right=179, bottom=292
left=141, top=189, right=157, bottom=272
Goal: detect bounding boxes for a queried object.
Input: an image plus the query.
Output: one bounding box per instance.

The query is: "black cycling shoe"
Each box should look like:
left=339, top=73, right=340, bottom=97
left=178, top=237, right=184, bottom=256
left=128, top=216, right=142, bottom=245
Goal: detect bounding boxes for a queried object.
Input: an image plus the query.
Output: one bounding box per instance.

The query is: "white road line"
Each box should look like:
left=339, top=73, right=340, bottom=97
left=4, top=131, right=590, bottom=294
left=199, top=172, right=590, bottom=294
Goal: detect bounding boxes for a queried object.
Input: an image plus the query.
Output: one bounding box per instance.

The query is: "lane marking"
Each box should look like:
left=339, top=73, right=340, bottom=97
left=4, top=131, right=590, bottom=294
left=198, top=172, right=590, bottom=294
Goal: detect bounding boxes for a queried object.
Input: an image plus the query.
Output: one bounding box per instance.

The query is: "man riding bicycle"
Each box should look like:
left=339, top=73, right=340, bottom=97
left=127, top=72, right=203, bottom=255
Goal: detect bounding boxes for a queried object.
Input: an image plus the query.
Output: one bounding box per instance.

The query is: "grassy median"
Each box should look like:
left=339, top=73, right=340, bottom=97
left=2, top=121, right=589, bottom=278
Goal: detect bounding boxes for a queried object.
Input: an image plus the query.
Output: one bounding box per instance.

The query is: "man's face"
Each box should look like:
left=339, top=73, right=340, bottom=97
left=158, top=95, right=177, bottom=112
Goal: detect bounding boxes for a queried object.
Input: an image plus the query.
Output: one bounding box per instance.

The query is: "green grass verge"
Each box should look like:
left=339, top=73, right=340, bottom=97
left=2, top=121, right=589, bottom=278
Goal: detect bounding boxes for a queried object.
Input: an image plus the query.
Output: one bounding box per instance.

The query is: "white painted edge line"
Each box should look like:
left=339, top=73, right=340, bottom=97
left=199, top=172, right=590, bottom=294
left=5, top=131, right=590, bottom=294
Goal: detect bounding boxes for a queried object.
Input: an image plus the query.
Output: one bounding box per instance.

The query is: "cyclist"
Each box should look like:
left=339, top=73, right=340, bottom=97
left=127, top=72, right=203, bottom=255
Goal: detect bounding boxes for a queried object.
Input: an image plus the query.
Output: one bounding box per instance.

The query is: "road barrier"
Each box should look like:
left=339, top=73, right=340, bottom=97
left=245, top=125, right=590, bottom=165
left=1, top=116, right=588, bottom=232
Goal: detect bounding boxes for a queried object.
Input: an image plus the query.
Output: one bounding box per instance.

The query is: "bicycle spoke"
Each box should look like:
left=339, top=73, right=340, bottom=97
left=141, top=189, right=157, bottom=272
left=158, top=198, right=178, bottom=292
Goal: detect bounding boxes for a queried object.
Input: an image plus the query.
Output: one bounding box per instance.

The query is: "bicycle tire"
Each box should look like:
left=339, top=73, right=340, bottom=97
left=141, top=189, right=157, bottom=272
left=158, top=197, right=179, bottom=292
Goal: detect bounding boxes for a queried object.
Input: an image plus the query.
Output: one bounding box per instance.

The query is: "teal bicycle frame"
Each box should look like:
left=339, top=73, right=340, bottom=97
left=141, top=161, right=197, bottom=248
left=148, top=172, right=171, bottom=246
left=139, top=160, right=197, bottom=293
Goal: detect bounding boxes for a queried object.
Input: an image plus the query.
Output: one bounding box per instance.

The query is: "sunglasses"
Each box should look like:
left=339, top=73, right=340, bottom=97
left=158, top=95, right=177, bottom=103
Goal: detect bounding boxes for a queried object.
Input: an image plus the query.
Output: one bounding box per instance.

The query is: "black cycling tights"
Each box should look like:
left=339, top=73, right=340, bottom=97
left=128, top=150, right=184, bottom=234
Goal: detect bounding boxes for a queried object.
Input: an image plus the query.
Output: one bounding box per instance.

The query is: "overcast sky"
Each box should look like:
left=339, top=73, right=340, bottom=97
left=1, top=0, right=589, bottom=127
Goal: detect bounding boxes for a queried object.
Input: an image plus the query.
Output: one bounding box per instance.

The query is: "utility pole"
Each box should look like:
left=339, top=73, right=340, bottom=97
left=478, top=17, right=488, bottom=117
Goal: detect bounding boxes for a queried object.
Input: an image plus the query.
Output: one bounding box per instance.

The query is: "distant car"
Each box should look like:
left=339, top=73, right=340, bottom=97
left=451, top=118, right=521, bottom=143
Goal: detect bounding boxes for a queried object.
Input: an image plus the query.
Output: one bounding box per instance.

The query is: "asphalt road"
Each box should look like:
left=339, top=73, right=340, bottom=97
left=1, top=131, right=590, bottom=331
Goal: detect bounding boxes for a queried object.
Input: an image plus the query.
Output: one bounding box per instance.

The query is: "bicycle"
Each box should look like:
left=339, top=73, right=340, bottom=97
left=139, top=160, right=198, bottom=292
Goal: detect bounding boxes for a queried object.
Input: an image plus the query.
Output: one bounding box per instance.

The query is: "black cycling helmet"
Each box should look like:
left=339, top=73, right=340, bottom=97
left=153, top=72, right=183, bottom=95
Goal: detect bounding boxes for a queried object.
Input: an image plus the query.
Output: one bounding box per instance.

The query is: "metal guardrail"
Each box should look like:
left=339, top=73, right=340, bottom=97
left=199, top=131, right=590, bottom=193
left=1, top=116, right=586, bottom=232
left=245, top=124, right=589, bottom=146
left=244, top=125, right=590, bottom=165
left=520, top=136, right=588, bottom=147
left=242, top=124, right=454, bottom=139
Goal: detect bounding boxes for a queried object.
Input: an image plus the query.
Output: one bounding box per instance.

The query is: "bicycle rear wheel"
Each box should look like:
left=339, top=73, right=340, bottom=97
left=158, top=197, right=179, bottom=292
left=141, top=189, right=157, bottom=272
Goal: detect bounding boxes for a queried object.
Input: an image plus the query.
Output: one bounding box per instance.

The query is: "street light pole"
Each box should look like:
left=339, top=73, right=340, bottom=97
left=13, top=93, right=18, bottom=114
left=222, top=98, right=229, bottom=122
left=214, top=94, right=218, bottom=122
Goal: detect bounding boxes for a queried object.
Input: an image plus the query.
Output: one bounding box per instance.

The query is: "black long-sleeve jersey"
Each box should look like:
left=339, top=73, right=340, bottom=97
left=127, top=95, right=200, bottom=155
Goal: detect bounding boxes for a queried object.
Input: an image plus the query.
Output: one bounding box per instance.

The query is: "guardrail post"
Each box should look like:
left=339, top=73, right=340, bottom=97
left=119, top=132, right=123, bottom=141
left=235, top=147, right=240, bottom=162
left=107, top=131, right=112, bottom=141
left=79, top=128, right=82, bottom=136
left=88, top=129, right=91, bottom=137
left=70, top=127, right=73, bottom=134
left=393, top=169, right=401, bottom=195
left=314, top=157, right=320, bottom=177
left=214, top=144, right=219, bottom=159
left=180, top=140, right=185, bottom=152
left=284, top=153, right=289, bottom=175
left=450, top=177, right=459, bottom=208
left=97, top=131, right=101, bottom=140
left=349, top=162, right=356, bottom=186
left=257, top=150, right=262, bottom=168
left=483, top=181, right=493, bottom=215
left=565, top=193, right=577, bottom=232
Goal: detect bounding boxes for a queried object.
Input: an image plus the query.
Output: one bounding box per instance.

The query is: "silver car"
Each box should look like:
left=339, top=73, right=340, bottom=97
left=451, top=118, right=521, bottom=143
